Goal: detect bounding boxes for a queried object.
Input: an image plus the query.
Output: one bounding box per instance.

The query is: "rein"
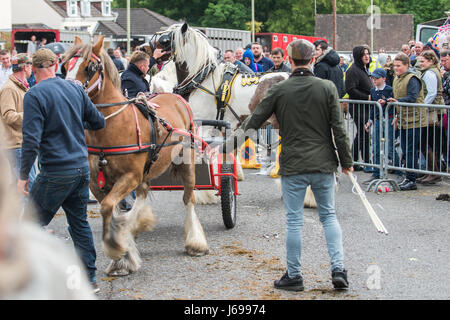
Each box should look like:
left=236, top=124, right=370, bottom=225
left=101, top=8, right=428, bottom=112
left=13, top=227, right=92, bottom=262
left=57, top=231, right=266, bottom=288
left=173, top=62, right=243, bottom=125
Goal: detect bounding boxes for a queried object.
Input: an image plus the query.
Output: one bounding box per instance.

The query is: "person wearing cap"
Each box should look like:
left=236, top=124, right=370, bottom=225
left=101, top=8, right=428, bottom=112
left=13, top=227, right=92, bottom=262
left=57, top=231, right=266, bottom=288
left=363, top=68, right=400, bottom=185
left=0, top=53, right=37, bottom=191
left=16, top=48, right=106, bottom=293
left=243, top=39, right=353, bottom=291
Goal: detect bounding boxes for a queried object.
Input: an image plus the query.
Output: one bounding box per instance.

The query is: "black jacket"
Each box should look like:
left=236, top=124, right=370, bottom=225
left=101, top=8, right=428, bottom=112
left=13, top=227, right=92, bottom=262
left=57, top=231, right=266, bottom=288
left=314, top=49, right=345, bottom=98
left=268, top=62, right=292, bottom=73
left=121, top=63, right=150, bottom=98
left=345, top=46, right=373, bottom=100
left=109, top=55, right=125, bottom=72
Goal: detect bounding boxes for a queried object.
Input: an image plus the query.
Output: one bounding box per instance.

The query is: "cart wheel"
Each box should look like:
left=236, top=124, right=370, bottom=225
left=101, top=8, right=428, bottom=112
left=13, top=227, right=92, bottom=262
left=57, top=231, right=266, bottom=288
left=220, top=163, right=237, bottom=229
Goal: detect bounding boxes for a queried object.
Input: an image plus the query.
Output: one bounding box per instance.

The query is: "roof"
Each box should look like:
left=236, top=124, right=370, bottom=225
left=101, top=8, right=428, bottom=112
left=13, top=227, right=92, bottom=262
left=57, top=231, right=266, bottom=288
left=419, top=17, right=449, bottom=27
left=112, top=8, right=179, bottom=35
left=96, top=21, right=127, bottom=37
left=12, top=23, right=55, bottom=30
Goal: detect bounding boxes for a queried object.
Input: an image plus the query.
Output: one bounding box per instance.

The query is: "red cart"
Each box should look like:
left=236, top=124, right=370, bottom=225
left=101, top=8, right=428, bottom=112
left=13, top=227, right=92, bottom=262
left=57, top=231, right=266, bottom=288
left=150, top=119, right=239, bottom=229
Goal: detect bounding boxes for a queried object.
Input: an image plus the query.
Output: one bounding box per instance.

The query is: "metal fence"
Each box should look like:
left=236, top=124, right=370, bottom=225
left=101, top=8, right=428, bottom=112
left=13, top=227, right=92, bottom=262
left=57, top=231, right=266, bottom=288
left=340, top=99, right=450, bottom=192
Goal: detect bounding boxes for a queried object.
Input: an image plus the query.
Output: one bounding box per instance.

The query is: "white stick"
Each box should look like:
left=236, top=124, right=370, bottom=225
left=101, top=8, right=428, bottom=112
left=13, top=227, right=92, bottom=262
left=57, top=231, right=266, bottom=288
left=348, top=172, right=388, bottom=235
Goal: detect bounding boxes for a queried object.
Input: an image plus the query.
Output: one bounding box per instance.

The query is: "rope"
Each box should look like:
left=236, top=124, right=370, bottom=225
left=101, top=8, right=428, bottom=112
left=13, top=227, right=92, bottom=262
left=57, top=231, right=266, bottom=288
left=104, top=103, right=130, bottom=120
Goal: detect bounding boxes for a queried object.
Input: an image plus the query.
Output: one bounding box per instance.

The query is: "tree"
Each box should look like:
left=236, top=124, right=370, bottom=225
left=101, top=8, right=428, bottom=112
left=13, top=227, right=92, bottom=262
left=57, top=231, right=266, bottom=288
left=200, top=0, right=251, bottom=29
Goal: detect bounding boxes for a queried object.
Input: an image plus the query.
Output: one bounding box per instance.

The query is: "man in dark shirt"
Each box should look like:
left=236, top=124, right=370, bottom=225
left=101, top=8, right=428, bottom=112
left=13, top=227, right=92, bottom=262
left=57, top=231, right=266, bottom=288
left=268, top=47, right=291, bottom=73
left=108, top=48, right=124, bottom=72
left=17, top=48, right=105, bottom=293
left=252, top=42, right=274, bottom=72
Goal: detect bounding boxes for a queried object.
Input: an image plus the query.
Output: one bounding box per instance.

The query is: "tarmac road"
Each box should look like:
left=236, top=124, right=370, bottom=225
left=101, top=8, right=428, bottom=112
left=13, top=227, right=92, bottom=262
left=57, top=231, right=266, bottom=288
left=47, top=169, right=450, bottom=300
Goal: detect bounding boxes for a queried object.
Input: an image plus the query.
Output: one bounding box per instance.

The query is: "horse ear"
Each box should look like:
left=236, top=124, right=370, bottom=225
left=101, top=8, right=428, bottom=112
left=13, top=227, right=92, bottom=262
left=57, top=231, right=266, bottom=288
left=181, top=22, right=188, bottom=34
left=74, top=36, right=83, bottom=46
left=93, top=35, right=105, bottom=56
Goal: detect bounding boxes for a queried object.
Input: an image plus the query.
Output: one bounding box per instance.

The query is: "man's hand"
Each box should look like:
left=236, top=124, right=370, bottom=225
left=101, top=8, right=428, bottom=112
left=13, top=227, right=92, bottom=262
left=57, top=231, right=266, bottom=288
left=387, top=98, right=397, bottom=103
left=378, top=98, right=386, bottom=106
left=342, top=167, right=354, bottom=175
left=365, top=121, right=372, bottom=132
left=17, top=179, right=29, bottom=196
left=153, top=48, right=170, bottom=60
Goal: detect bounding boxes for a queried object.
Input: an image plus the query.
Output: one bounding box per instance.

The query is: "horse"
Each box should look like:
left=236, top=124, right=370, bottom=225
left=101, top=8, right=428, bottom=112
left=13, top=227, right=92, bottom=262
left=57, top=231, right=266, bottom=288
left=151, top=25, right=319, bottom=208
left=0, top=137, right=95, bottom=299
left=153, top=22, right=289, bottom=203
left=63, top=36, right=209, bottom=276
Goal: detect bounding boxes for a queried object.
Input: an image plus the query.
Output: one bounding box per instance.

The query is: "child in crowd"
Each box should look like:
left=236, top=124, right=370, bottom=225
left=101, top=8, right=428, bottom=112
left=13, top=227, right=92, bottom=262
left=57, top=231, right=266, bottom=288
left=364, top=68, right=401, bottom=184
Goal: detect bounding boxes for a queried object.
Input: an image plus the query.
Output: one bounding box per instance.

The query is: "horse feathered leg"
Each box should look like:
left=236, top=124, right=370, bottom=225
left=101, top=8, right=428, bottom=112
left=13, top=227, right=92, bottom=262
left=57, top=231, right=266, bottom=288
left=99, top=174, right=149, bottom=275
left=173, top=149, right=209, bottom=256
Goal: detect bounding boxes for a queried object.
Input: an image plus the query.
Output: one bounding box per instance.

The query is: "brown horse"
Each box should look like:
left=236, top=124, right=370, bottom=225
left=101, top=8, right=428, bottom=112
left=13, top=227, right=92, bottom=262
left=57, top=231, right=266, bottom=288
left=63, top=36, right=209, bottom=276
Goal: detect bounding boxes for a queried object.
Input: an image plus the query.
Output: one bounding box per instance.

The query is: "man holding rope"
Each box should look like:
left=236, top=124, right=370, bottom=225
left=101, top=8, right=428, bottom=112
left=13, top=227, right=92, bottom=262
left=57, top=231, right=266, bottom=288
left=243, top=39, right=354, bottom=291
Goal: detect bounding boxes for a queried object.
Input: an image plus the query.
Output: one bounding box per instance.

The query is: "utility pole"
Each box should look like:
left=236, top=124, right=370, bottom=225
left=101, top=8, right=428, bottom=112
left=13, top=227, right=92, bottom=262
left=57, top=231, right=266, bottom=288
left=333, top=0, right=337, bottom=50
left=127, top=0, right=131, bottom=55
left=370, top=0, right=374, bottom=54
left=251, top=0, right=255, bottom=43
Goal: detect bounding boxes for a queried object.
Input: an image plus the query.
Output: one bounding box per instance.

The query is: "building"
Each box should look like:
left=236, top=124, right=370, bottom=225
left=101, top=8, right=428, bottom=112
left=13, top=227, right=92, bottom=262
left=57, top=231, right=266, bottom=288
left=315, top=14, right=414, bottom=52
left=12, top=0, right=116, bottom=34
left=100, top=8, right=179, bottom=50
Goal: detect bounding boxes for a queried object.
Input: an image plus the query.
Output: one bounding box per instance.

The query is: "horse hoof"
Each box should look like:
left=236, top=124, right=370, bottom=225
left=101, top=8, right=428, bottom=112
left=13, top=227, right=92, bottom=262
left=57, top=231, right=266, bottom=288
left=185, top=246, right=209, bottom=257
left=107, top=269, right=131, bottom=277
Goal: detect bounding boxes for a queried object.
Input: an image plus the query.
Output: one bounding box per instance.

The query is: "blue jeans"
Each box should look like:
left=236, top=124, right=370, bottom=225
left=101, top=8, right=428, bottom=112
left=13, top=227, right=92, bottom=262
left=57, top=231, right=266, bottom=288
left=400, top=128, right=421, bottom=182
left=27, top=166, right=97, bottom=283
left=281, top=173, right=344, bottom=278
left=9, top=148, right=37, bottom=193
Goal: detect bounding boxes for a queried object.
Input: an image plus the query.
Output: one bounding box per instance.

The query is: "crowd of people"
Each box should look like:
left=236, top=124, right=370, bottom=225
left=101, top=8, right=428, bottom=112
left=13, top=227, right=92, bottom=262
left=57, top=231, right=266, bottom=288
left=0, top=32, right=449, bottom=297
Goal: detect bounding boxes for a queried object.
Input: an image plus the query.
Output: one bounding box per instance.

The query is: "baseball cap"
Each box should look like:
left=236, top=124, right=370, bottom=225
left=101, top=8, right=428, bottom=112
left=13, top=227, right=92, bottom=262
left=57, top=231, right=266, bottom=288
left=371, top=68, right=387, bottom=78
left=286, top=39, right=315, bottom=60
left=32, top=48, right=57, bottom=68
left=11, top=53, right=32, bottom=70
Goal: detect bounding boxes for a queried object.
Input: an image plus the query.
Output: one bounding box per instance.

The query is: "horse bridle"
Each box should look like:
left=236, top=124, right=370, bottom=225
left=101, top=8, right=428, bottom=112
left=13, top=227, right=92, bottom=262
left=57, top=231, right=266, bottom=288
left=63, top=49, right=104, bottom=95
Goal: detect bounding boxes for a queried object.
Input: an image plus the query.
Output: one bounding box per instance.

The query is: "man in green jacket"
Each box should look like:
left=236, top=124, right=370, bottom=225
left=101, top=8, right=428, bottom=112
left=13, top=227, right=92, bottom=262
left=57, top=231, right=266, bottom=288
left=243, top=39, right=354, bottom=291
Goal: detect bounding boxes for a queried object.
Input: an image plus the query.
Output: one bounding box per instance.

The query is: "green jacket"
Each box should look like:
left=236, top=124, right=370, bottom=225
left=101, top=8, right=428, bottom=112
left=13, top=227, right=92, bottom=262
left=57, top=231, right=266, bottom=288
left=393, top=72, right=427, bottom=129
left=244, top=69, right=353, bottom=176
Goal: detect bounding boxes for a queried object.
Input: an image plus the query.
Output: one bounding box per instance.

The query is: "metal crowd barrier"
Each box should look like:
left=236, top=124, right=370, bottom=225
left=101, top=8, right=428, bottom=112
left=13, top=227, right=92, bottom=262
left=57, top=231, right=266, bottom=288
left=340, top=99, right=450, bottom=192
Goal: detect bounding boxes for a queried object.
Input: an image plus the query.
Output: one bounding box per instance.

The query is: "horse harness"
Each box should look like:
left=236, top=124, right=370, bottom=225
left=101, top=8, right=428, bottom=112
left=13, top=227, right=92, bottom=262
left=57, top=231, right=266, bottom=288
left=65, top=49, right=196, bottom=190
left=173, top=62, right=246, bottom=125
left=87, top=93, right=196, bottom=190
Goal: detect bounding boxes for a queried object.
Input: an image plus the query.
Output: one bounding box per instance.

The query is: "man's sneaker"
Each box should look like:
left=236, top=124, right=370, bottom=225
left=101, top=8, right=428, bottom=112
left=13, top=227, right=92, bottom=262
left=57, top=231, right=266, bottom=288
left=91, top=282, right=100, bottom=294
left=399, top=180, right=417, bottom=191
left=331, top=268, right=349, bottom=290
left=274, top=271, right=304, bottom=291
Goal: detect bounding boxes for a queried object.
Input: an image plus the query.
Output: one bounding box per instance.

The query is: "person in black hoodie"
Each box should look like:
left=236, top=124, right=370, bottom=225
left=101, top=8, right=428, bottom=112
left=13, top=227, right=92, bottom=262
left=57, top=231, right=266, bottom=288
left=345, top=46, right=374, bottom=170
left=313, top=40, right=345, bottom=98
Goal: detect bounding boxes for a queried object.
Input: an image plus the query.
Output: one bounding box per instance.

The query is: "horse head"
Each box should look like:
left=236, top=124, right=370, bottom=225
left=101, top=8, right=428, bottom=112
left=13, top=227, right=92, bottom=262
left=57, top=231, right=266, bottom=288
left=62, top=35, right=121, bottom=99
left=158, top=22, right=218, bottom=80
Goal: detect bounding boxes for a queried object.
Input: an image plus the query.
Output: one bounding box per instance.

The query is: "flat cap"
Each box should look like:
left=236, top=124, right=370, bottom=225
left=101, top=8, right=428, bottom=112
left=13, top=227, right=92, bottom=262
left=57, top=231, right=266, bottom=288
left=287, top=39, right=315, bottom=60
left=32, top=48, right=57, bottom=68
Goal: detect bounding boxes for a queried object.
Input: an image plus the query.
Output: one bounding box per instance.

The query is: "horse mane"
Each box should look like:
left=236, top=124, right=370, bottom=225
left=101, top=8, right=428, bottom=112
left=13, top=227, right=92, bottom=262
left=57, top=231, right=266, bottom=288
left=63, top=43, right=122, bottom=91
left=167, top=23, right=219, bottom=80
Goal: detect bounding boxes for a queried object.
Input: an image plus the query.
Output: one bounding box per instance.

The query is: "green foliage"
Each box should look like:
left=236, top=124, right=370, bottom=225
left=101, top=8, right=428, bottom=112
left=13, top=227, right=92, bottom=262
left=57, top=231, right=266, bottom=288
left=200, top=0, right=251, bottom=29
left=112, top=0, right=449, bottom=34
